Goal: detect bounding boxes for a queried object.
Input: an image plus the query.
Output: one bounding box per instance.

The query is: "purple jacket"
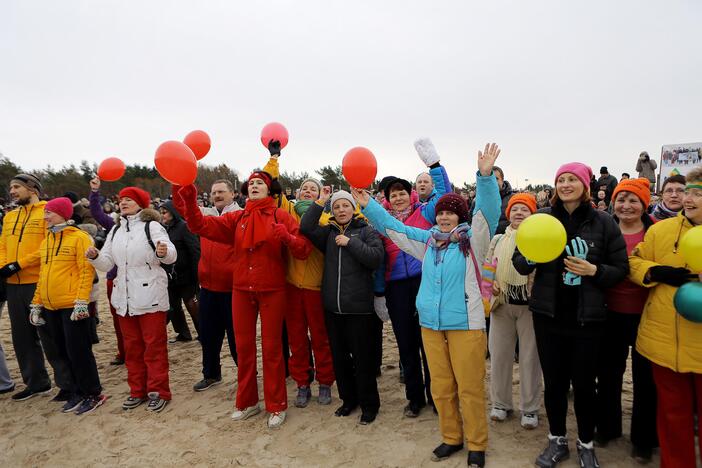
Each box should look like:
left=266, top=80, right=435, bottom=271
left=89, top=190, right=118, bottom=280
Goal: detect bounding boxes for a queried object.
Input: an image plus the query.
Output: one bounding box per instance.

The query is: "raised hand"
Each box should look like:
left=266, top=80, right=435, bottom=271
left=414, top=138, right=440, bottom=167
left=268, top=139, right=282, bottom=157
left=178, top=184, right=198, bottom=203
left=478, top=143, right=501, bottom=177
left=350, top=187, right=370, bottom=208
left=319, top=186, right=332, bottom=205
left=89, top=176, right=101, bottom=192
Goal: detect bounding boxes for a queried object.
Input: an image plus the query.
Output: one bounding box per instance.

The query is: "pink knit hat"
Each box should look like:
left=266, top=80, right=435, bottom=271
left=554, top=162, right=593, bottom=192
left=44, top=197, right=73, bottom=222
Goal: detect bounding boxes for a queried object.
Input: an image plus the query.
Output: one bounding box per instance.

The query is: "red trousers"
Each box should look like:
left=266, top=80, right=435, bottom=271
left=232, top=289, right=287, bottom=413
left=118, top=311, right=171, bottom=400
left=651, top=362, right=702, bottom=468
left=106, top=279, right=125, bottom=360
left=286, top=285, right=335, bottom=387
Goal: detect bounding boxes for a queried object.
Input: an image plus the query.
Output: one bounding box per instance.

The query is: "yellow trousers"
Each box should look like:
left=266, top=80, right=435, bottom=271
left=421, top=327, right=488, bottom=451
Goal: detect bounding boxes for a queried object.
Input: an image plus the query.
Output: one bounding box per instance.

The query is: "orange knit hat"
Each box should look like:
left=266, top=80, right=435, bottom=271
left=612, top=178, right=651, bottom=207
left=506, top=193, right=537, bottom=215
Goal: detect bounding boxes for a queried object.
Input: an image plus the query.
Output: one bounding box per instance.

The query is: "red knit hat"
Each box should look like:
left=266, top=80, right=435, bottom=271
left=506, top=193, right=537, bottom=215
left=119, top=187, right=151, bottom=209
left=44, top=197, right=73, bottom=221
left=612, top=178, right=651, bottom=207
left=435, top=193, right=470, bottom=224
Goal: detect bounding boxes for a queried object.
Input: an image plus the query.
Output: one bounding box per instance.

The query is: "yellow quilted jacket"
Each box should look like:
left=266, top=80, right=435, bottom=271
left=32, top=226, right=95, bottom=310
left=0, top=201, right=47, bottom=284
left=629, top=213, right=702, bottom=373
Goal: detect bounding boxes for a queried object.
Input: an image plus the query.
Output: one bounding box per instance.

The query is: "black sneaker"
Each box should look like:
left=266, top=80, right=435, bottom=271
left=76, top=395, right=107, bottom=415
left=467, top=451, right=485, bottom=468
left=0, top=384, right=15, bottom=395
left=62, top=395, right=84, bottom=413
left=122, top=396, right=145, bottom=410
left=12, top=386, right=51, bottom=401
left=431, top=442, right=463, bottom=461
left=52, top=389, right=72, bottom=402
left=193, top=378, right=222, bottom=392
left=359, top=410, right=377, bottom=425
left=631, top=445, right=653, bottom=464
left=576, top=440, right=600, bottom=468
left=146, top=392, right=168, bottom=413
left=535, top=436, right=570, bottom=468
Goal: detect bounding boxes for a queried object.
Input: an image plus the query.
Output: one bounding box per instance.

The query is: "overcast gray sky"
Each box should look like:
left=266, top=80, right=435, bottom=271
left=1, top=0, right=700, bottom=188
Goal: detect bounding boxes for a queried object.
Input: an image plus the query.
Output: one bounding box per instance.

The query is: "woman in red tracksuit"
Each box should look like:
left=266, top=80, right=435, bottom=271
left=174, top=171, right=311, bottom=429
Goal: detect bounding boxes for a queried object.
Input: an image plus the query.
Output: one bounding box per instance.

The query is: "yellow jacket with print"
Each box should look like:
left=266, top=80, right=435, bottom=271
left=0, top=201, right=47, bottom=284
left=32, top=226, right=95, bottom=310
left=265, top=157, right=328, bottom=290
left=629, top=213, right=702, bottom=373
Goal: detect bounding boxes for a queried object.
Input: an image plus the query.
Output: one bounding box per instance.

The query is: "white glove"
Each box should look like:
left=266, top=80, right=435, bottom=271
left=29, top=304, right=45, bottom=326
left=414, top=138, right=440, bottom=167
left=374, top=296, right=389, bottom=322
left=70, top=300, right=90, bottom=321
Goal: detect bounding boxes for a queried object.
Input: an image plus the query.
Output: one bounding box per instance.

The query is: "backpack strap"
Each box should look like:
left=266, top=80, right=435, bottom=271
left=144, top=220, right=156, bottom=251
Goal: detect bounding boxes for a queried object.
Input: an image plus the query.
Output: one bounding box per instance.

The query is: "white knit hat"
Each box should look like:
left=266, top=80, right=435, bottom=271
left=330, top=190, right=356, bottom=209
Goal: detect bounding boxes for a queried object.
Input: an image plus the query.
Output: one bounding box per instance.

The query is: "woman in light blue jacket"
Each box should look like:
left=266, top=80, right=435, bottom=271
left=352, top=143, right=501, bottom=468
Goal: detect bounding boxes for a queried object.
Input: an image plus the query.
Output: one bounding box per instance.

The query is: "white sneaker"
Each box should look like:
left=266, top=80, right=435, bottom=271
left=521, top=412, right=539, bottom=429
left=267, top=411, right=286, bottom=429
left=231, top=404, right=261, bottom=421
left=490, top=407, right=508, bottom=421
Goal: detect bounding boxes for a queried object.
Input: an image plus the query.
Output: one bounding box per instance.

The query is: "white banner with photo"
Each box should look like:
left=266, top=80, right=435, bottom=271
left=660, top=142, right=702, bottom=184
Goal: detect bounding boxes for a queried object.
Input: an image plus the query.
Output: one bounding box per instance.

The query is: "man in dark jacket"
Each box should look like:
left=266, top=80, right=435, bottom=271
left=595, top=167, right=618, bottom=206
left=160, top=201, right=201, bottom=342
left=300, top=189, right=385, bottom=425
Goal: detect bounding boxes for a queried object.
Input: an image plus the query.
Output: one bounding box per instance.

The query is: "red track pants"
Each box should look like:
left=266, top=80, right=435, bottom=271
left=232, top=289, right=287, bottom=413
left=118, top=311, right=171, bottom=400
left=286, top=284, right=335, bottom=387
left=651, top=362, right=702, bottom=468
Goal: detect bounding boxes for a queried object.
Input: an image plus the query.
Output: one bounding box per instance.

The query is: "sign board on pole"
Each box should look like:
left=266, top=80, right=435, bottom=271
left=660, top=142, right=702, bottom=186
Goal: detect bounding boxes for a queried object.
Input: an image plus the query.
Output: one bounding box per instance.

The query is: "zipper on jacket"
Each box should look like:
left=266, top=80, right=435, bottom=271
left=675, top=311, right=679, bottom=371
left=44, top=232, right=55, bottom=310
left=336, top=247, right=343, bottom=313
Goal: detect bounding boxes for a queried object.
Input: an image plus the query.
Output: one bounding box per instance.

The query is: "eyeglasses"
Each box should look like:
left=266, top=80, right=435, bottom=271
left=663, top=188, right=685, bottom=195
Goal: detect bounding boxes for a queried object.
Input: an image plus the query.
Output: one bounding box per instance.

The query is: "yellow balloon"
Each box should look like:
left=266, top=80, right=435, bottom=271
left=680, top=225, right=702, bottom=273
left=516, top=213, right=567, bottom=263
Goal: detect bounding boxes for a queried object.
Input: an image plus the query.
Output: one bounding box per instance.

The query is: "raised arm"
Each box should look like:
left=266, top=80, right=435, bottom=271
left=176, top=184, right=238, bottom=245
left=89, top=178, right=116, bottom=231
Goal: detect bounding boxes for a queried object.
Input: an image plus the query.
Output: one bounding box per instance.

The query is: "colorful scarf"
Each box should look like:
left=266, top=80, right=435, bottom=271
left=430, top=223, right=471, bottom=265
left=651, top=202, right=679, bottom=221
left=241, top=196, right=277, bottom=249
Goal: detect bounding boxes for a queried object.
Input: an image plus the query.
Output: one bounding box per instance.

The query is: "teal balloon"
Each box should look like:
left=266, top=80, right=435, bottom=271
left=674, top=283, right=702, bottom=323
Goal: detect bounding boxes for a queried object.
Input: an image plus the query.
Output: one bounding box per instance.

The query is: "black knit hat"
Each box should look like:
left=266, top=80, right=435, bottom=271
left=435, top=193, right=470, bottom=224
left=382, top=176, right=412, bottom=201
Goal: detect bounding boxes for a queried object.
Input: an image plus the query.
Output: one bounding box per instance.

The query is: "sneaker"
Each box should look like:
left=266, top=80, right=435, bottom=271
left=267, top=411, right=286, bottom=429
left=75, top=394, right=107, bottom=415
left=490, top=407, right=509, bottom=421
left=535, top=435, right=570, bottom=468
left=122, top=396, right=145, bottom=410
left=62, top=395, right=84, bottom=413
left=317, top=385, right=332, bottom=405
left=521, top=412, right=539, bottom=429
left=576, top=440, right=600, bottom=468
left=467, top=451, right=485, bottom=468
left=294, top=386, right=311, bottom=408
left=193, top=378, right=222, bottom=392
left=51, top=389, right=72, bottom=402
left=359, top=409, right=377, bottom=425
left=146, top=392, right=168, bottom=413
left=231, top=403, right=261, bottom=421
left=631, top=445, right=652, bottom=464
left=0, top=384, right=15, bottom=395
left=431, top=442, right=463, bottom=461
left=404, top=401, right=424, bottom=418
left=12, top=385, right=51, bottom=401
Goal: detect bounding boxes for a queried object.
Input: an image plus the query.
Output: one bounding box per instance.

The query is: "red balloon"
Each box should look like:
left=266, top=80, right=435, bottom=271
left=183, top=130, right=211, bottom=160
left=154, top=141, right=198, bottom=186
left=260, top=122, right=289, bottom=150
left=97, top=157, right=126, bottom=182
left=342, top=147, right=377, bottom=188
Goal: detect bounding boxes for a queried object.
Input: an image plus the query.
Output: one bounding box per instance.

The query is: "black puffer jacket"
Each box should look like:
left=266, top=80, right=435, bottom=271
left=512, top=201, right=628, bottom=323
left=161, top=201, right=200, bottom=286
left=300, top=202, right=384, bottom=315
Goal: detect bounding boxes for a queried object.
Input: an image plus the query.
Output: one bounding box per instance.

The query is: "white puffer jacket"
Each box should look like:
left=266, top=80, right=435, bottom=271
left=90, top=209, right=177, bottom=316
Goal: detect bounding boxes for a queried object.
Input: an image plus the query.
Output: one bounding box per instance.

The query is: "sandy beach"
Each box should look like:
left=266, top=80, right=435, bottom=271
left=0, top=278, right=657, bottom=467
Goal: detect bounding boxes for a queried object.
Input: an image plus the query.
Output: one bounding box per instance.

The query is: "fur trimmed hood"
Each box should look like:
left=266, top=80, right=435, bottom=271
left=114, top=208, right=161, bottom=228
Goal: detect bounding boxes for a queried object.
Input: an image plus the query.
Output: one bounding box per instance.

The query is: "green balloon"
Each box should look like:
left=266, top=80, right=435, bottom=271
left=674, top=282, right=702, bottom=323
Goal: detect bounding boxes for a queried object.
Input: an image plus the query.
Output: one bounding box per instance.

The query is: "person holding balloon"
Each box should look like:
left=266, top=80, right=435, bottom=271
left=628, top=167, right=702, bottom=468
left=593, top=178, right=658, bottom=463
left=173, top=171, right=312, bottom=429
left=352, top=143, right=502, bottom=468
left=372, top=138, right=451, bottom=419
left=512, top=162, right=628, bottom=468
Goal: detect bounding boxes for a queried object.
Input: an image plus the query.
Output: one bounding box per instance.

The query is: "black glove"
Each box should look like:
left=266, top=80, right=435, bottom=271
left=648, top=266, right=695, bottom=287
left=268, top=139, right=281, bottom=157
left=0, top=262, right=21, bottom=278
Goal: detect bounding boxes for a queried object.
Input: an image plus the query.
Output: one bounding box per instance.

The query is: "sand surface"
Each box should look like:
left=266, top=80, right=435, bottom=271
left=0, top=278, right=658, bottom=467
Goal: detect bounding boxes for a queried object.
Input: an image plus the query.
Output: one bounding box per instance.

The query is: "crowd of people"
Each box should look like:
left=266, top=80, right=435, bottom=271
left=0, top=142, right=700, bottom=468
